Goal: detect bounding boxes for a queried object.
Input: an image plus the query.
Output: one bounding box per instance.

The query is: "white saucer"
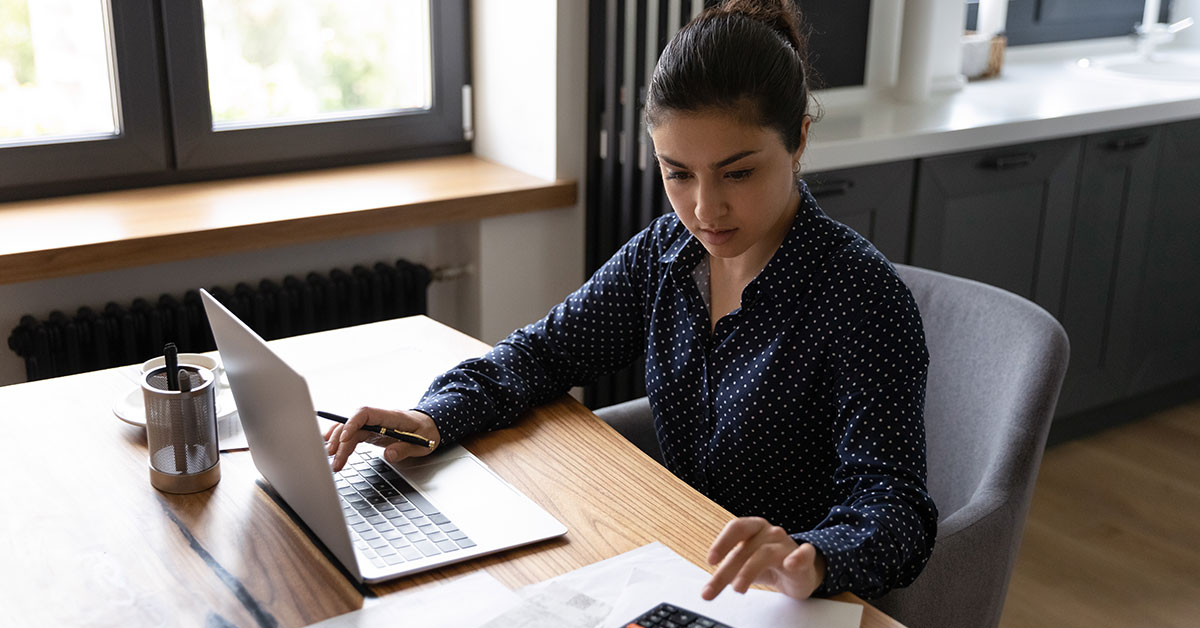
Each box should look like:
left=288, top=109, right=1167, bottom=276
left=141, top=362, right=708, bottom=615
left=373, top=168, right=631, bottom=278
left=113, top=386, right=237, bottom=427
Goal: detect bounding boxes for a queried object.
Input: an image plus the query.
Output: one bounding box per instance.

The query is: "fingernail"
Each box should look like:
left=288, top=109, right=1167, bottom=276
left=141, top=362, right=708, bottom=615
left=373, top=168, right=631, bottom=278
left=385, top=449, right=398, bottom=462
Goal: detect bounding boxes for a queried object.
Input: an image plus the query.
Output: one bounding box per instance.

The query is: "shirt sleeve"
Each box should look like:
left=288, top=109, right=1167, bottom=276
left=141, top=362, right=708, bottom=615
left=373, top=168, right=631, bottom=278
left=793, top=261, right=938, bottom=599
left=412, top=222, right=661, bottom=446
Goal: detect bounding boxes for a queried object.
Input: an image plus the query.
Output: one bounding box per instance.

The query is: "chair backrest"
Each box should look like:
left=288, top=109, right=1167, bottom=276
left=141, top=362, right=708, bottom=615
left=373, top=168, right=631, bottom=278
left=873, top=264, right=1069, bottom=628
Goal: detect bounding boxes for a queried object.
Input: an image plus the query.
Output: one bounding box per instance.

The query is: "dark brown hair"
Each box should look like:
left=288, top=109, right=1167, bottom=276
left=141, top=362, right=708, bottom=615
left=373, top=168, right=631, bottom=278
left=645, top=0, right=815, bottom=153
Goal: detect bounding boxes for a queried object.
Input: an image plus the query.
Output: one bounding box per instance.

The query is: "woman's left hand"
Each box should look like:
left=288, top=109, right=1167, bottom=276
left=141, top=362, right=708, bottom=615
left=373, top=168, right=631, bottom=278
left=701, top=517, right=827, bottom=601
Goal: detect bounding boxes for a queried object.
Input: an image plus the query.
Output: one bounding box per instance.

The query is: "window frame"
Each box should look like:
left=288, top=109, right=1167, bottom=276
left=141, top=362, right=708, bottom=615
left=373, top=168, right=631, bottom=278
left=0, top=0, right=168, bottom=189
left=0, top=0, right=469, bottom=199
left=159, top=0, right=470, bottom=171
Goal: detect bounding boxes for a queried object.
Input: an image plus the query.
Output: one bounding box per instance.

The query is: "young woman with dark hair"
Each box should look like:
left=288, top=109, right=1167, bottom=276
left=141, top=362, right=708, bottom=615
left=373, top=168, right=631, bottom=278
left=327, top=0, right=937, bottom=602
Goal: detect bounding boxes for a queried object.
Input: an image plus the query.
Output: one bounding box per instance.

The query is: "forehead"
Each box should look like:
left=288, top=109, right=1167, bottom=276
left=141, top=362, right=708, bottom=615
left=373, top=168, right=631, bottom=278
left=649, top=109, right=787, bottom=162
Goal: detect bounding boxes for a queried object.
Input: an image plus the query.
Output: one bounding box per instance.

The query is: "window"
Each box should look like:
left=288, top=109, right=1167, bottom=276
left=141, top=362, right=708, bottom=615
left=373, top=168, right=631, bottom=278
left=0, top=0, right=166, bottom=192
left=0, top=0, right=468, bottom=199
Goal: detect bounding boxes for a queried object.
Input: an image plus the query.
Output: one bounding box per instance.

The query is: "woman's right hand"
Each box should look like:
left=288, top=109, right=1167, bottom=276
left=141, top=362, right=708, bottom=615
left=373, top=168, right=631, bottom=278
left=323, top=407, right=442, bottom=471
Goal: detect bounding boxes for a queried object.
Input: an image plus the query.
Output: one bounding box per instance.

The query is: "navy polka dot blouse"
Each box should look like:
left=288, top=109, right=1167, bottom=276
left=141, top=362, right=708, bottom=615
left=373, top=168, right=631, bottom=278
left=415, top=182, right=938, bottom=599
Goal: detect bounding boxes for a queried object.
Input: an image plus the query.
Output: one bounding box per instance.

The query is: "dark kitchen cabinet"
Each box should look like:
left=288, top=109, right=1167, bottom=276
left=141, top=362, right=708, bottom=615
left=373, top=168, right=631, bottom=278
left=802, top=116, right=1200, bottom=426
left=1128, top=118, right=1200, bottom=395
left=1056, top=126, right=1161, bottom=416
left=910, top=137, right=1080, bottom=316
left=806, top=160, right=915, bottom=264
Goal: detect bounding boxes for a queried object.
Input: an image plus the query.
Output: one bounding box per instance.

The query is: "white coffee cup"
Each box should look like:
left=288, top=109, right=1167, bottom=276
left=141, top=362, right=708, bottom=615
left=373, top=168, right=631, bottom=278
left=141, top=353, right=223, bottom=383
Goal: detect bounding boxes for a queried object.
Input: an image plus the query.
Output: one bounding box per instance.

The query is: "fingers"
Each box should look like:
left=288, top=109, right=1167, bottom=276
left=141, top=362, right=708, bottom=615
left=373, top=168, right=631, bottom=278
left=783, top=542, right=815, bottom=571
left=327, top=407, right=440, bottom=471
left=706, top=517, right=769, bottom=565
left=703, top=518, right=790, bottom=600
left=702, top=518, right=821, bottom=601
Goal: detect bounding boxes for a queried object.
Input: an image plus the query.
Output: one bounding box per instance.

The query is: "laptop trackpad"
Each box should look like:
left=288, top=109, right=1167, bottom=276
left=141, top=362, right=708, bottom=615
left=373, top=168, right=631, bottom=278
left=398, top=455, right=543, bottom=544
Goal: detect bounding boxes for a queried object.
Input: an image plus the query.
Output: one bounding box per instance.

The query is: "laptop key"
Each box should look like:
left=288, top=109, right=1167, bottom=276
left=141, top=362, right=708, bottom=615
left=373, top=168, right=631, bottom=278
left=455, top=537, right=477, bottom=549
left=368, top=538, right=389, bottom=549
left=434, top=539, right=459, bottom=553
left=389, top=536, right=411, bottom=548
left=398, top=546, right=423, bottom=561
left=429, top=513, right=451, bottom=525
left=413, top=540, right=441, bottom=557
left=446, top=529, right=468, bottom=541
left=427, top=531, right=449, bottom=542
left=381, top=530, right=403, bottom=540
left=400, top=490, right=441, bottom=516
left=352, top=523, right=372, bottom=533
left=383, top=553, right=405, bottom=565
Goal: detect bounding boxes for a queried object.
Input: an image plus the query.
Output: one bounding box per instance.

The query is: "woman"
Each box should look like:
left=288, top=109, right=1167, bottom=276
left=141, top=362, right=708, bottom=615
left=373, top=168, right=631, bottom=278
left=327, top=0, right=936, bottom=602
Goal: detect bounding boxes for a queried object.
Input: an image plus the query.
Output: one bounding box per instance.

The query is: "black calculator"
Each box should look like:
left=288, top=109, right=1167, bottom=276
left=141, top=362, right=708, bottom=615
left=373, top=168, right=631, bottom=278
left=624, top=602, right=733, bottom=628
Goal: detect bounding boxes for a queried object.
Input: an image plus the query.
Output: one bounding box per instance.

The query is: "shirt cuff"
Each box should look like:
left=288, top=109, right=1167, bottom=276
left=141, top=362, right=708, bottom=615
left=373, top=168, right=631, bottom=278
left=792, top=529, right=854, bottom=597
left=413, top=392, right=475, bottom=448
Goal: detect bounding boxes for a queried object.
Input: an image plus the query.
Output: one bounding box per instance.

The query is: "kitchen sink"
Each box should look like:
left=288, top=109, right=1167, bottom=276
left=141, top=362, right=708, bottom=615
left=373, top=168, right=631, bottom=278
left=1078, top=50, right=1200, bottom=81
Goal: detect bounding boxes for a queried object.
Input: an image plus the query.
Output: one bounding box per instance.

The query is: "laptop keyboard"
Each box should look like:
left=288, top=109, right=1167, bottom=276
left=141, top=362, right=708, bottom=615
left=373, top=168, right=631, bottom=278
left=335, top=451, right=476, bottom=568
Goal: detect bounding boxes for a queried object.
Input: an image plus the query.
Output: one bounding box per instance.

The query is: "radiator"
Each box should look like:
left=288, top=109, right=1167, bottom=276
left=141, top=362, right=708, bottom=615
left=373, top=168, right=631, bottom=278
left=7, top=259, right=433, bottom=382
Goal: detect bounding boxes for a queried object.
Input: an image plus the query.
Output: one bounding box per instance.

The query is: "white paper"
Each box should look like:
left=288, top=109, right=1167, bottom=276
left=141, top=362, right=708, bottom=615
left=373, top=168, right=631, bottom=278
left=305, top=571, right=522, bottom=628
left=480, top=581, right=611, bottom=628
left=520, top=543, right=862, bottom=628
left=605, top=567, right=863, bottom=628
left=518, top=542, right=711, bottom=606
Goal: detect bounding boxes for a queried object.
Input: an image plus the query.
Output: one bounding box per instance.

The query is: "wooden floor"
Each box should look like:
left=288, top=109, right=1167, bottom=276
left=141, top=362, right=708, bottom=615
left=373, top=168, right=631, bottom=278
left=999, top=398, right=1200, bottom=628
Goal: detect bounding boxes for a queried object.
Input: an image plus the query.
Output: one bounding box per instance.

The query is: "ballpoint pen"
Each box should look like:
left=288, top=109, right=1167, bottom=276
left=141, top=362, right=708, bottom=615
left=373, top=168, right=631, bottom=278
left=317, top=410, right=437, bottom=450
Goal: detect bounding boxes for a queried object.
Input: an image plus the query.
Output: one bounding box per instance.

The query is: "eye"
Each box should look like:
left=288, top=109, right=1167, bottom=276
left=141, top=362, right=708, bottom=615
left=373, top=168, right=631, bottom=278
left=725, top=168, right=754, bottom=181
left=664, top=170, right=692, bottom=182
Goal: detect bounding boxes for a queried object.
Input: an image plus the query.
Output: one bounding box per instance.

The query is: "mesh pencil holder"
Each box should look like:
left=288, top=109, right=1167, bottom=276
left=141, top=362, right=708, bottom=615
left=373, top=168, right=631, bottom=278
left=143, top=366, right=221, bottom=493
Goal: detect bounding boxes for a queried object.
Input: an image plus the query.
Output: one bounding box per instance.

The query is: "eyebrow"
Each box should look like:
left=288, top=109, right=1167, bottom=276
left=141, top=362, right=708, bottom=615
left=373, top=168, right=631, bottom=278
left=656, top=150, right=759, bottom=170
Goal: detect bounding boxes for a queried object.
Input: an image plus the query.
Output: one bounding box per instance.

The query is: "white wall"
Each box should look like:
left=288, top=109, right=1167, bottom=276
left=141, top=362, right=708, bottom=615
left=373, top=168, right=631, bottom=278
left=473, top=0, right=588, bottom=343
left=0, top=1, right=589, bottom=385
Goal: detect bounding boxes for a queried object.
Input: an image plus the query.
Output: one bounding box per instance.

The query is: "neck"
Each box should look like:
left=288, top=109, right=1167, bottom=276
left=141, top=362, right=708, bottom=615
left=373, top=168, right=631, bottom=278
left=710, top=190, right=801, bottom=283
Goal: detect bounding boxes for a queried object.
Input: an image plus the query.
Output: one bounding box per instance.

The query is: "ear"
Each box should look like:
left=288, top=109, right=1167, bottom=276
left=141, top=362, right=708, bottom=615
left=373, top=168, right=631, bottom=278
left=793, top=115, right=812, bottom=162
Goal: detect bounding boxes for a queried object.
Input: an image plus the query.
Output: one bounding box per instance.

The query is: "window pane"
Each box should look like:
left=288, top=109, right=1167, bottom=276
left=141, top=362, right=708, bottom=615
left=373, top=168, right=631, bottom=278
left=202, top=0, right=433, bottom=129
left=0, top=0, right=118, bottom=145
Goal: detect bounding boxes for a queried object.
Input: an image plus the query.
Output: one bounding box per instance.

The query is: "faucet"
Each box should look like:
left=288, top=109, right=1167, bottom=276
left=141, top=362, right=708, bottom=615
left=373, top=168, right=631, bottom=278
left=1135, top=17, right=1195, bottom=61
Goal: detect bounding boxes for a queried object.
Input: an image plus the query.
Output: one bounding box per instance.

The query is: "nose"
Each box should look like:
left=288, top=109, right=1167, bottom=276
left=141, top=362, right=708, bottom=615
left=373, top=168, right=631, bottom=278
left=694, top=178, right=727, bottom=225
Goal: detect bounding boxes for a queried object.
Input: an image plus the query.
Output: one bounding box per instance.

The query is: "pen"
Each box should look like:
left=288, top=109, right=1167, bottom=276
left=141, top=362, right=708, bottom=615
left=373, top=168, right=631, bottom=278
left=317, top=410, right=436, bottom=450
left=164, top=342, right=179, bottom=391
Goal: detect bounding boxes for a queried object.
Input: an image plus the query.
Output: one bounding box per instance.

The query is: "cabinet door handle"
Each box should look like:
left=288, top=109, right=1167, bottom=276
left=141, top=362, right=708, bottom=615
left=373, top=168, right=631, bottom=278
left=809, top=179, right=854, bottom=198
left=980, top=153, right=1036, bottom=170
left=1105, top=135, right=1150, bottom=152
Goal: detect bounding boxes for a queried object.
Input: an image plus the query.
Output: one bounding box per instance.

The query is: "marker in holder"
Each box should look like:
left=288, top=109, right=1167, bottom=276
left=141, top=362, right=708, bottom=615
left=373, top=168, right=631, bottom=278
left=143, top=365, right=221, bottom=493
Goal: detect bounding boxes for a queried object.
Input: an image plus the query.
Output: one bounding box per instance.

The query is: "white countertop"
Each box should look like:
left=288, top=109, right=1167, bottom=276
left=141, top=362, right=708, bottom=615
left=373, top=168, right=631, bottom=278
left=804, top=38, right=1200, bottom=172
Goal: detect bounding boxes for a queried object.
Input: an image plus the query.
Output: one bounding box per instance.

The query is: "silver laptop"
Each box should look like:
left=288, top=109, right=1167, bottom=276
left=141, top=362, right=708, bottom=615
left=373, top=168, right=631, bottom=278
left=200, top=289, right=566, bottom=583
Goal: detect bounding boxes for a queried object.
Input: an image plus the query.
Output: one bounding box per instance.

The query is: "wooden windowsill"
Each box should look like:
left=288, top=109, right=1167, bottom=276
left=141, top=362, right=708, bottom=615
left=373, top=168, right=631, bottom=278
left=0, top=154, right=577, bottom=285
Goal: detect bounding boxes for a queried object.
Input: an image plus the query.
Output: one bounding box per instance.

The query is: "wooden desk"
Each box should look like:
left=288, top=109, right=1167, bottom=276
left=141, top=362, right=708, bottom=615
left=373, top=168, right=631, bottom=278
left=0, top=316, right=904, bottom=627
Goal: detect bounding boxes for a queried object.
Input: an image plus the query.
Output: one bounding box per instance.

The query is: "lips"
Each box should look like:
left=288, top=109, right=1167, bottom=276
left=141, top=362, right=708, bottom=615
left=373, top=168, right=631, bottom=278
left=698, top=227, right=737, bottom=246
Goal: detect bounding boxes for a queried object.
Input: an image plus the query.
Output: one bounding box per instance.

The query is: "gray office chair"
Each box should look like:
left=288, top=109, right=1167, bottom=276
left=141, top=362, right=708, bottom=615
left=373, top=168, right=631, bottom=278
left=594, top=264, right=1069, bottom=628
